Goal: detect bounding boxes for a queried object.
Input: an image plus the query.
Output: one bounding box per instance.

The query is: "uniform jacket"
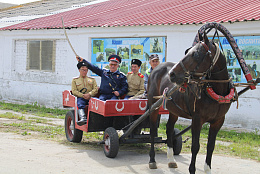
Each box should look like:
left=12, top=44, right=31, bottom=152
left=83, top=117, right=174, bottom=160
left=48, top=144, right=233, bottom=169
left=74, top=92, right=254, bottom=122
left=71, top=76, right=98, bottom=98
left=84, top=60, right=128, bottom=96
left=126, top=71, right=145, bottom=97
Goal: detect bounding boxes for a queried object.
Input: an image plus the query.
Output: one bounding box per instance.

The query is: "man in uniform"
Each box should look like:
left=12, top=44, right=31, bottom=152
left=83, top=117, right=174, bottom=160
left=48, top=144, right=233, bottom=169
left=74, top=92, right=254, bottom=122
left=76, top=55, right=128, bottom=101
left=125, top=59, right=145, bottom=99
left=144, top=54, right=160, bottom=91
left=71, top=61, right=98, bottom=125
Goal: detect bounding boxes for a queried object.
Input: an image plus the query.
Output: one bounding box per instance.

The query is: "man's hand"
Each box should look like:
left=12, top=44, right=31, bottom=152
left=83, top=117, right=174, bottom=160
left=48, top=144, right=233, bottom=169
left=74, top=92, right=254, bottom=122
left=113, top=91, right=120, bottom=96
left=83, top=93, right=91, bottom=100
left=76, top=56, right=83, bottom=62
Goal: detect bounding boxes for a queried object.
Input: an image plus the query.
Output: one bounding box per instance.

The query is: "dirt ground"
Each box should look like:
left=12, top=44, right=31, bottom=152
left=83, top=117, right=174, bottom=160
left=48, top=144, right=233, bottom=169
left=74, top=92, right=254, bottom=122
left=0, top=110, right=260, bottom=174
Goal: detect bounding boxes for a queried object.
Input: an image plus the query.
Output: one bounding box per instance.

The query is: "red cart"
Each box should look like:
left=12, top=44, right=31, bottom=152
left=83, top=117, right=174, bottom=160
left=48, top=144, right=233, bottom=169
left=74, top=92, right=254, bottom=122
left=62, top=90, right=183, bottom=158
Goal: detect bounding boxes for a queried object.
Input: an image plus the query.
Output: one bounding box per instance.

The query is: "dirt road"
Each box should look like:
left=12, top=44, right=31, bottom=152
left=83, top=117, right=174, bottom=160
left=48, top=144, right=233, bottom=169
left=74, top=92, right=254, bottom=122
left=1, top=131, right=259, bottom=174
left=0, top=110, right=259, bottom=173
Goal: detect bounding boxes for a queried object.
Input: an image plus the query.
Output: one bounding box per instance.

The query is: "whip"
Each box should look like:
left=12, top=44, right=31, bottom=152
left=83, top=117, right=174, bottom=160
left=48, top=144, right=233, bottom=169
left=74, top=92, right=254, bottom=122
left=61, top=17, right=78, bottom=57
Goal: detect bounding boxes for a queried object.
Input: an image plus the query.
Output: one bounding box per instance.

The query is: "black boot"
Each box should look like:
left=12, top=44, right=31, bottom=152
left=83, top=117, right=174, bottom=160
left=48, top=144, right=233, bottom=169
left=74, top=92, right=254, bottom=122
left=77, top=109, right=87, bottom=126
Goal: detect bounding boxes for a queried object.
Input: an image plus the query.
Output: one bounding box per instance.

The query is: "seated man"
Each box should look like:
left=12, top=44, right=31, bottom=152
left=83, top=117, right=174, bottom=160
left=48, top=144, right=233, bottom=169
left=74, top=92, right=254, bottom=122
left=144, top=54, right=160, bottom=92
left=125, top=59, right=145, bottom=99
left=136, top=54, right=160, bottom=99
left=76, top=55, right=128, bottom=101
left=71, top=61, right=98, bottom=125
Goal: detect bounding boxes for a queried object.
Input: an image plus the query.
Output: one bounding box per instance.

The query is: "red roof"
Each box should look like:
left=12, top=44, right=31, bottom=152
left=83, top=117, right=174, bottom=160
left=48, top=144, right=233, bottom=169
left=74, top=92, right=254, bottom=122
left=1, top=0, right=260, bottom=30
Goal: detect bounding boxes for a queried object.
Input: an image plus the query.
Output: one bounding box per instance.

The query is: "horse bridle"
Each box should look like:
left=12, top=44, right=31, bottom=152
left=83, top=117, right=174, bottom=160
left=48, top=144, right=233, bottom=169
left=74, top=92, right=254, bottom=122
left=179, top=41, right=220, bottom=83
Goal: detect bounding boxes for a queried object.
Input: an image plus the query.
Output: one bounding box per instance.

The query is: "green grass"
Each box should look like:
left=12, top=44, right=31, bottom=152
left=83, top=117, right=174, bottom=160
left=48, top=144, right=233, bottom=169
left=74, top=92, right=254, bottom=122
left=158, top=122, right=260, bottom=161
left=0, top=101, right=259, bottom=161
left=0, top=101, right=66, bottom=119
left=0, top=112, right=26, bottom=120
left=3, top=122, right=64, bottom=138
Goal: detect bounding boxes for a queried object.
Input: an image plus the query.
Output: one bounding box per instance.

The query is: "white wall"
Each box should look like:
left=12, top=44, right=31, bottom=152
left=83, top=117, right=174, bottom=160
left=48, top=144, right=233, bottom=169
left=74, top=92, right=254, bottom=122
left=0, top=21, right=259, bottom=130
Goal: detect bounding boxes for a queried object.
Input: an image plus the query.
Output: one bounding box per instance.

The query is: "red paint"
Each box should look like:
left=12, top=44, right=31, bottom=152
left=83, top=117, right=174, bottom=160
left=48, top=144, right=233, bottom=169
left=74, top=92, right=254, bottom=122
left=206, top=87, right=235, bottom=103
left=63, top=90, right=169, bottom=132
left=1, top=0, right=259, bottom=30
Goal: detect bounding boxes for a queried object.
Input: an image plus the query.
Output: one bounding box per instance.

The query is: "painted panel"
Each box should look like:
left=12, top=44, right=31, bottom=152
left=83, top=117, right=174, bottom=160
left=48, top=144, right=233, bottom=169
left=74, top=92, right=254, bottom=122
left=91, top=37, right=166, bottom=75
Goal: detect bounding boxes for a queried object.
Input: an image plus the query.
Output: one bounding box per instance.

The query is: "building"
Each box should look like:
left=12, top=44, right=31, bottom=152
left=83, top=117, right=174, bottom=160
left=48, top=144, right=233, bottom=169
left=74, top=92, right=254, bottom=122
left=0, top=0, right=99, bottom=28
left=0, top=0, right=259, bottom=130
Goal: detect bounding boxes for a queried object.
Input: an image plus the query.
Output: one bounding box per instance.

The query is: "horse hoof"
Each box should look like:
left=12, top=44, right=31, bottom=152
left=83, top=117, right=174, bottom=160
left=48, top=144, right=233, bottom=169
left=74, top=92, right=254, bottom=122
left=149, top=162, right=157, bottom=169
left=168, top=162, right=178, bottom=168
left=204, top=163, right=211, bottom=174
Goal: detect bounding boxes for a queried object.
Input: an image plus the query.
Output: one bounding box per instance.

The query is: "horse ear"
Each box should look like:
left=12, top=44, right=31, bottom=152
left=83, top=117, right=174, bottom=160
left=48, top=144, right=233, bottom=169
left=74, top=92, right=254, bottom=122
left=203, top=31, right=210, bottom=46
left=185, top=47, right=192, bottom=55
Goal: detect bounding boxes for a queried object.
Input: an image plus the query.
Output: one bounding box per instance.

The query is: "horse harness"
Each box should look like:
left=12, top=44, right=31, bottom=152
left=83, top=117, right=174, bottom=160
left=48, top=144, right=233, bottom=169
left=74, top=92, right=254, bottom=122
left=179, top=41, right=219, bottom=84
left=165, top=41, right=237, bottom=117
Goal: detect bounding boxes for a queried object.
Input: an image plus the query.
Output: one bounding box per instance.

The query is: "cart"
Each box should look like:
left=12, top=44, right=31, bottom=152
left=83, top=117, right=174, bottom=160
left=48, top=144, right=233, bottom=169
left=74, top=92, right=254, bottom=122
left=62, top=89, right=184, bottom=158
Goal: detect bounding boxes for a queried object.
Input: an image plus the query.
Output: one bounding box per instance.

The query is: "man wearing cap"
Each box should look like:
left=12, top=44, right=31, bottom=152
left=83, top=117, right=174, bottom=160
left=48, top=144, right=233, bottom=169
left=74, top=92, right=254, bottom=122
left=125, top=59, right=145, bottom=99
left=144, top=54, right=160, bottom=91
left=76, top=55, right=128, bottom=101
left=71, top=61, right=98, bottom=125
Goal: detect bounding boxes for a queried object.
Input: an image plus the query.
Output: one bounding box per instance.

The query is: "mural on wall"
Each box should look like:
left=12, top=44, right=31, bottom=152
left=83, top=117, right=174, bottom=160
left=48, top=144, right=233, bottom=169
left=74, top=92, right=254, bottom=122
left=216, top=36, right=260, bottom=83
left=91, top=37, right=166, bottom=75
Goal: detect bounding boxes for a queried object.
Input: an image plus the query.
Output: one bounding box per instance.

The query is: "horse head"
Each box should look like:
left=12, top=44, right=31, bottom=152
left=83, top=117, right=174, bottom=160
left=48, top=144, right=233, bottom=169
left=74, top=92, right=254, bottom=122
left=168, top=32, right=220, bottom=86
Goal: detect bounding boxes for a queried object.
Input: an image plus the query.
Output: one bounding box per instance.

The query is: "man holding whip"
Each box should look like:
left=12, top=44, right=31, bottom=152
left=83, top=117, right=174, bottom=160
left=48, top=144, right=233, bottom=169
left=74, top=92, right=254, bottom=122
left=62, top=18, right=128, bottom=100
left=76, top=55, right=128, bottom=100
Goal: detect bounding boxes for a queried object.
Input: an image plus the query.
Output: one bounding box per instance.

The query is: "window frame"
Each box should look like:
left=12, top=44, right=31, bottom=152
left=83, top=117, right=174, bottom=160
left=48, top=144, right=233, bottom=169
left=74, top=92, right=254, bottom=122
left=26, top=39, right=56, bottom=72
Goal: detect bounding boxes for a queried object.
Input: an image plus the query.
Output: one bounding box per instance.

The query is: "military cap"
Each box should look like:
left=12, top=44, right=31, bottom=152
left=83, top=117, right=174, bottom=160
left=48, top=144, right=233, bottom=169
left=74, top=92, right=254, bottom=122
left=108, top=55, right=121, bottom=63
left=131, top=59, right=142, bottom=67
left=149, top=54, right=159, bottom=60
left=77, top=61, right=88, bottom=69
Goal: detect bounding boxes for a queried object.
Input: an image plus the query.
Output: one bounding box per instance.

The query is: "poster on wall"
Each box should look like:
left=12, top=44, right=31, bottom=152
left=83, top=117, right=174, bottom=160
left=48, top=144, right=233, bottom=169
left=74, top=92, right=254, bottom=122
left=216, top=36, right=260, bottom=83
left=91, top=37, right=166, bottom=76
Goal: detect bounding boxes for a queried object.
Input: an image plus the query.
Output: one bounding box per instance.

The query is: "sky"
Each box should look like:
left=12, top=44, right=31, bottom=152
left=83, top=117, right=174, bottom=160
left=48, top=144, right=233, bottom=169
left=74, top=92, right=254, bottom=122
left=0, top=0, right=41, bottom=4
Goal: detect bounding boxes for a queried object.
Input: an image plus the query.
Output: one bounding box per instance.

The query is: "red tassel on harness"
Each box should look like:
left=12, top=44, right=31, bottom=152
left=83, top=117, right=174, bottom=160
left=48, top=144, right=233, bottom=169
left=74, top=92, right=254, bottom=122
left=179, top=82, right=188, bottom=93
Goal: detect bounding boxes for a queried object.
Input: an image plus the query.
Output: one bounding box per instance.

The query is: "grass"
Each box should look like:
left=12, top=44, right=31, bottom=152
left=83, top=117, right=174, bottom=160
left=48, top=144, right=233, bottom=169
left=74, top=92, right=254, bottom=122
left=0, top=101, right=66, bottom=119
left=0, top=101, right=259, bottom=161
left=0, top=112, right=26, bottom=120
left=158, top=122, right=260, bottom=161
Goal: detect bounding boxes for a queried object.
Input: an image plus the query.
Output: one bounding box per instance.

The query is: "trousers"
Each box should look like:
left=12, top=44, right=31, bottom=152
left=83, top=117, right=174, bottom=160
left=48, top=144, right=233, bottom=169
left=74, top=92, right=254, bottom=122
left=77, top=97, right=89, bottom=109
left=99, top=94, right=119, bottom=101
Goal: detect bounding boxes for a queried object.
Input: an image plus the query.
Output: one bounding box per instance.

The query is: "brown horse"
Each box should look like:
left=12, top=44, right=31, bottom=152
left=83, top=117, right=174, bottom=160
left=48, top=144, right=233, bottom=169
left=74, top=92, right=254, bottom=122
left=147, top=32, right=232, bottom=174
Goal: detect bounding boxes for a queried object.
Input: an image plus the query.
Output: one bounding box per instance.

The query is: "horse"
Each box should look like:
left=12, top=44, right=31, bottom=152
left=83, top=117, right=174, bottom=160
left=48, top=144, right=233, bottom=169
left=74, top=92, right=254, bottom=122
left=147, top=32, right=233, bottom=174
left=96, top=53, right=104, bottom=62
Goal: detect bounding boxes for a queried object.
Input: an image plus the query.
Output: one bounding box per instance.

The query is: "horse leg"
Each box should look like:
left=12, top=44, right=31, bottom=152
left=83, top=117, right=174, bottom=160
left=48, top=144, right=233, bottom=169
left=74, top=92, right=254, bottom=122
left=204, top=117, right=225, bottom=174
left=166, top=113, right=178, bottom=168
left=189, top=115, right=203, bottom=174
left=149, top=109, right=159, bottom=169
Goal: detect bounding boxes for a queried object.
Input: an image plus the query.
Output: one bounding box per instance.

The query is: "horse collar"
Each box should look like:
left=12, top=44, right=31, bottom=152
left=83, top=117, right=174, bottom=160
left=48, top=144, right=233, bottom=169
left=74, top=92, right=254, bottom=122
left=206, top=87, right=235, bottom=103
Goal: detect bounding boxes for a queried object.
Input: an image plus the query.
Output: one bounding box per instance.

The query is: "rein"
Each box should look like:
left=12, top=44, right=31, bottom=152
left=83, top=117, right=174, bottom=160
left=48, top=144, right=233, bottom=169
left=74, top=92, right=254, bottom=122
left=180, top=42, right=220, bottom=80
left=155, top=41, right=232, bottom=115
left=172, top=41, right=234, bottom=115
left=190, top=77, right=232, bottom=84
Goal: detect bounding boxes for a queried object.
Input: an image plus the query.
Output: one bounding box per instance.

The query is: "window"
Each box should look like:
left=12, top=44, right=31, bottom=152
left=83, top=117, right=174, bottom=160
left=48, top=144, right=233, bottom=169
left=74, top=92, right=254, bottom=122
left=27, top=40, right=55, bottom=71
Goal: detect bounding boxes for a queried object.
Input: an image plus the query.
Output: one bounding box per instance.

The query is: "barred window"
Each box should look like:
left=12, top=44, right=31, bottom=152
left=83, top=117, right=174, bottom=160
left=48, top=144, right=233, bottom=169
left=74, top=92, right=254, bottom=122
left=27, top=40, right=55, bottom=71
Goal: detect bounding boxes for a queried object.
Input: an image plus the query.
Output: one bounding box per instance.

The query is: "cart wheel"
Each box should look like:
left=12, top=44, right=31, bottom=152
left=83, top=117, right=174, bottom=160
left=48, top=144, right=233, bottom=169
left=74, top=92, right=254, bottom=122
left=173, top=128, right=182, bottom=155
left=65, top=110, right=83, bottom=143
left=103, top=127, right=119, bottom=158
